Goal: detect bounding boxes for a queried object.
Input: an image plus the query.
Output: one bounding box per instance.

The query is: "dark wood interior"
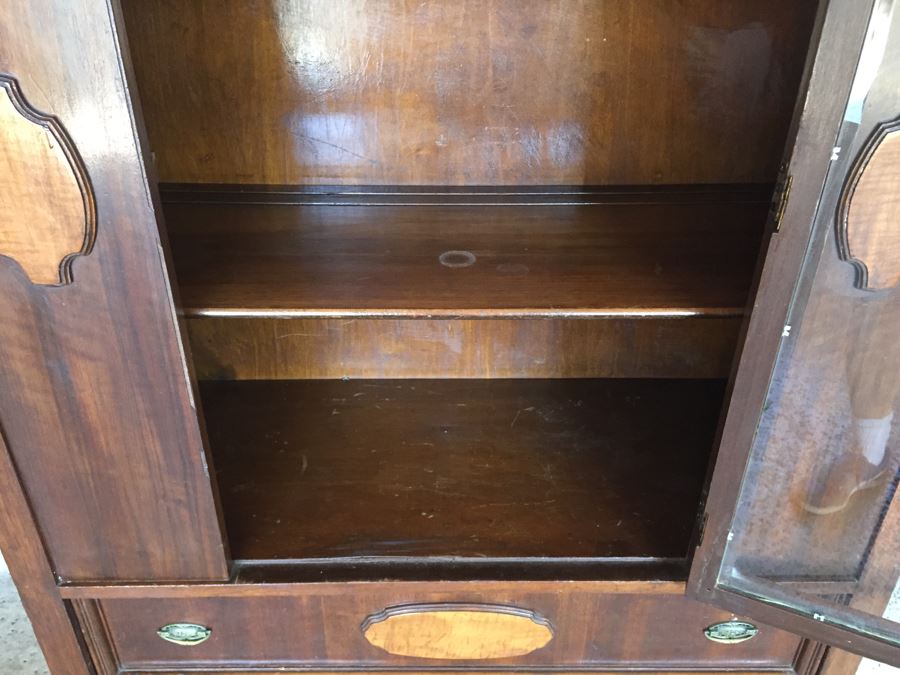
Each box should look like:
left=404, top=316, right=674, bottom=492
left=202, top=378, right=724, bottom=564
left=170, top=186, right=764, bottom=381
left=122, top=1, right=818, bottom=578
left=187, top=316, right=742, bottom=381
left=166, top=186, right=767, bottom=317
left=6, top=0, right=890, bottom=671
left=122, top=0, right=817, bottom=186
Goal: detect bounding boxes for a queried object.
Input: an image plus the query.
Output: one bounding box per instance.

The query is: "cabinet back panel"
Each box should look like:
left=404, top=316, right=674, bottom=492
left=122, top=0, right=818, bottom=186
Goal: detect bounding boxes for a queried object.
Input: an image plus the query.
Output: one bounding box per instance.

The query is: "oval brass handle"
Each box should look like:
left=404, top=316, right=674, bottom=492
left=362, top=603, right=554, bottom=659
left=157, top=623, right=212, bottom=646
left=704, top=620, right=758, bottom=644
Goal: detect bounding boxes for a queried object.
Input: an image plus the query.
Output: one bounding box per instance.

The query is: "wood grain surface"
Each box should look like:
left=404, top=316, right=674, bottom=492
left=202, top=378, right=724, bottom=561
left=188, top=316, right=741, bottom=380
left=688, top=0, right=900, bottom=663
left=97, top=585, right=801, bottom=670
left=361, top=603, right=554, bottom=660
left=688, top=0, right=872, bottom=597
left=121, top=0, right=817, bottom=185
left=61, top=579, right=688, bottom=600
left=0, top=0, right=228, bottom=580
left=0, top=428, right=90, bottom=674
left=0, top=0, right=849, bottom=671
left=167, top=190, right=766, bottom=317
left=0, top=75, right=94, bottom=285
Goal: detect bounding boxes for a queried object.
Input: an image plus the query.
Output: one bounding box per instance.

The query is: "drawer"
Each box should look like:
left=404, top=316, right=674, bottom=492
left=87, top=582, right=803, bottom=671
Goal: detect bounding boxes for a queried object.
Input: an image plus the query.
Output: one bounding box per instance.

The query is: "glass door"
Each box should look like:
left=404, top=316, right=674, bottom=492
left=690, top=0, right=900, bottom=665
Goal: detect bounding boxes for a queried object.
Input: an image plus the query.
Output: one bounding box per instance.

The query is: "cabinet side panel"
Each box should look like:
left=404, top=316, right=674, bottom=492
left=0, top=0, right=228, bottom=581
left=0, top=428, right=90, bottom=674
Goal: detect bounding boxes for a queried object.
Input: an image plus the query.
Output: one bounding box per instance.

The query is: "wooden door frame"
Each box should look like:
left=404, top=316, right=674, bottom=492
left=688, top=0, right=900, bottom=665
left=0, top=0, right=229, bottom=582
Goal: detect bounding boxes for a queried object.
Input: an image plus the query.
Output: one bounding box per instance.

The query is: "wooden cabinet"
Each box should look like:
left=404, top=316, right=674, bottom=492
left=0, top=1, right=898, bottom=673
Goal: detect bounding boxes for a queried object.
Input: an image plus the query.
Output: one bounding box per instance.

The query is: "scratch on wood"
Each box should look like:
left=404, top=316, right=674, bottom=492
left=510, top=406, right=535, bottom=428
left=288, top=130, right=378, bottom=164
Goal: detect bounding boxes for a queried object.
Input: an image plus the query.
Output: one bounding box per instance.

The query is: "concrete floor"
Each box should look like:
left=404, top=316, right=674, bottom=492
left=0, top=553, right=49, bottom=675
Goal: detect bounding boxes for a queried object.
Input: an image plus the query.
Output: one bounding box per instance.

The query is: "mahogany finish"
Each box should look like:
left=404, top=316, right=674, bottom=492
left=689, top=0, right=872, bottom=601
left=122, top=0, right=817, bottom=186
left=167, top=189, right=766, bottom=317
left=0, top=75, right=95, bottom=286
left=0, top=0, right=227, bottom=581
left=689, top=0, right=900, bottom=665
left=202, top=378, right=722, bottom=561
left=0, top=0, right=877, bottom=671
left=97, top=585, right=802, bottom=671
left=72, top=600, right=117, bottom=675
left=189, top=316, right=740, bottom=380
left=60, top=580, right=689, bottom=600
left=0, top=430, right=89, bottom=675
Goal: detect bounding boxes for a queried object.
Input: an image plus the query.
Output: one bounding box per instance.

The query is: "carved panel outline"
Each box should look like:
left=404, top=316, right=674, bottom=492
left=837, top=115, right=900, bottom=291
left=0, top=73, right=96, bottom=286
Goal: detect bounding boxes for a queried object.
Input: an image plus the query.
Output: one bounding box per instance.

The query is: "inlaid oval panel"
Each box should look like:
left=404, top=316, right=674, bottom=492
left=839, top=117, right=900, bottom=291
left=361, top=603, right=554, bottom=660
left=0, top=74, right=95, bottom=286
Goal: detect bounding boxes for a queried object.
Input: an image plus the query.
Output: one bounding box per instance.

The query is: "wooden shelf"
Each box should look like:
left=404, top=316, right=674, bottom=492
left=166, top=186, right=768, bottom=318
left=202, top=378, right=724, bottom=563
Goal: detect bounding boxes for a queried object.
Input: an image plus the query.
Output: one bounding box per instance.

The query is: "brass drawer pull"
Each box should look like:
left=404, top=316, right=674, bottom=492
left=157, top=623, right=212, bottom=646
left=704, top=620, right=758, bottom=644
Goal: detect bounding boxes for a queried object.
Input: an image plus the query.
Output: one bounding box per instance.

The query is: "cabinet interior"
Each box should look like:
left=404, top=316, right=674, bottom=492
left=120, top=0, right=819, bottom=579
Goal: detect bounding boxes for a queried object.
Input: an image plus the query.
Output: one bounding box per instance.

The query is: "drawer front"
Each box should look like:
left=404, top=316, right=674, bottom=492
left=95, top=583, right=802, bottom=671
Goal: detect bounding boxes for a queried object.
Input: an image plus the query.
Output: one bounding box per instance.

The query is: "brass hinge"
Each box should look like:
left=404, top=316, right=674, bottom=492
left=697, top=510, right=710, bottom=547
left=771, top=171, right=793, bottom=233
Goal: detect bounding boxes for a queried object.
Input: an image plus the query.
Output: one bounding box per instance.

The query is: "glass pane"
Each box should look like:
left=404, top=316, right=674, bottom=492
left=718, top=0, right=900, bottom=648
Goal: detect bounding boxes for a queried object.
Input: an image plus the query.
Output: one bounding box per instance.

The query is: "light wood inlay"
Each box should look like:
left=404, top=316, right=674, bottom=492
left=362, top=604, right=554, bottom=660
left=839, top=118, right=900, bottom=290
left=0, top=75, right=95, bottom=285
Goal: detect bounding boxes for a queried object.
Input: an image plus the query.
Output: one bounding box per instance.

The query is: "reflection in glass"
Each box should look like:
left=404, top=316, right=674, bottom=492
left=719, top=0, right=900, bottom=648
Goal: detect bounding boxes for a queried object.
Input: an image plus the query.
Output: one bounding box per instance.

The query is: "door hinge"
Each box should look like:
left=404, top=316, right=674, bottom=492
left=771, top=170, right=793, bottom=233
left=697, top=511, right=710, bottom=547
